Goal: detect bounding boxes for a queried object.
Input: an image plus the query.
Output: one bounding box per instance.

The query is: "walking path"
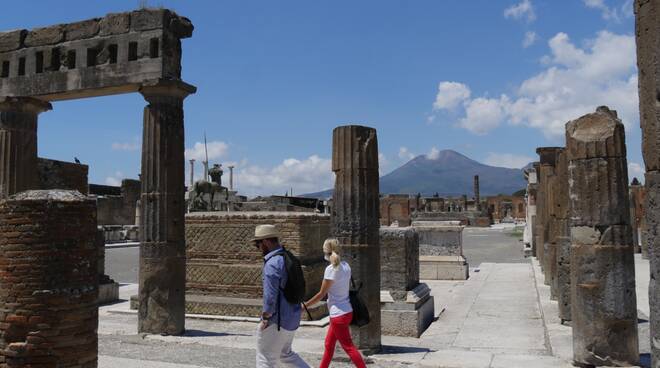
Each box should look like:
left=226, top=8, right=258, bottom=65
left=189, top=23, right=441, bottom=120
left=99, top=262, right=573, bottom=367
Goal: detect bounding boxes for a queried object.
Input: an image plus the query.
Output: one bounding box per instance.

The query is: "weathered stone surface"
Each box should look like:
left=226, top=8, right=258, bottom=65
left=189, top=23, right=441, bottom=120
left=566, top=107, right=638, bottom=367
left=0, top=97, right=52, bottom=198
left=131, top=9, right=194, bottom=38
left=65, top=18, right=100, bottom=41
left=0, top=30, right=25, bottom=52
left=137, top=81, right=194, bottom=336
left=99, top=13, right=130, bottom=36
left=636, top=3, right=660, bottom=366
left=0, top=190, right=98, bottom=367
left=413, top=223, right=464, bottom=257
left=332, top=125, right=381, bottom=352
left=24, top=25, right=64, bottom=47
left=645, top=170, right=660, bottom=368
left=380, top=227, right=419, bottom=300
left=536, top=147, right=561, bottom=286
left=544, top=148, right=562, bottom=300
left=555, top=151, right=571, bottom=322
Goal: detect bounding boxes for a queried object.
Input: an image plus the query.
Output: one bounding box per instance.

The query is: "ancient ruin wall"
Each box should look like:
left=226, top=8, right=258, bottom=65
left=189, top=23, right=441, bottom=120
left=0, top=9, right=192, bottom=100
left=0, top=190, right=98, bottom=367
left=185, top=212, right=328, bottom=306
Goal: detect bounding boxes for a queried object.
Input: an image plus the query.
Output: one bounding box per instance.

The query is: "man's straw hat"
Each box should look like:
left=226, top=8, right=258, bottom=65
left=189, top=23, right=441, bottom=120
left=251, top=224, right=280, bottom=242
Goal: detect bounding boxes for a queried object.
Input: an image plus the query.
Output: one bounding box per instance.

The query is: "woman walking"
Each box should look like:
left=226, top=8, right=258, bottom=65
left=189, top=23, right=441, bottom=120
left=303, top=239, right=366, bottom=368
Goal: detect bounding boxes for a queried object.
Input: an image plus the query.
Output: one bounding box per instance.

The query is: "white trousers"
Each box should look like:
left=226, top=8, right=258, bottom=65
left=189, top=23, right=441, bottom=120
left=256, top=324, right=310, bottom=368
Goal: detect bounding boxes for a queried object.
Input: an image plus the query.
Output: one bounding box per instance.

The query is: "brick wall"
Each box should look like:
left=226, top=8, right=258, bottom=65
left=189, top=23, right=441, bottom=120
left=0, top=190, right=98, bottom=367
left=185, top=212, right=329, bottom=300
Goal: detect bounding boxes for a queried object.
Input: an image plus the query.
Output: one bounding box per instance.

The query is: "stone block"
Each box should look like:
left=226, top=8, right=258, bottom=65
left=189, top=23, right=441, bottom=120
left=99, top=282, right=119, bottom=304
left=0, top=30, right=25, bottom=52
left=412, top=222, right=464, bottom=256
left=381, top=284, right=435, bottom=337
left=380, top=227, right=418, bottom=297
left=420, top=255, right=469, bottom=280
left=64, top=18, right=100, bottom=41
left=99, top=13, right=130, bottom=36
left=24, top=25, right=64, bottom=47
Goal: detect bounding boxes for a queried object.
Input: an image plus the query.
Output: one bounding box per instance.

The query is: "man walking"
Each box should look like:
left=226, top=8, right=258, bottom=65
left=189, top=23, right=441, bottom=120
left=253, top=224, right=310, bottom=368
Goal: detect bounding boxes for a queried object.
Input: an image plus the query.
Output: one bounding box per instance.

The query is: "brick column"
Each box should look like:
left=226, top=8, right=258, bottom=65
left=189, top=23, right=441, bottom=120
left=535, top=147, right=561, bottom=287
left=0, top=190, right=98, bottom=367
left=331, top=125, right=381, bottom=352
left=0, top=97, right=51, bottom=198
left=567, top=107, right=638, bottom=366
left=636, top=2, right=660, bottom=365
left=138, top=80, right=196, bottom=335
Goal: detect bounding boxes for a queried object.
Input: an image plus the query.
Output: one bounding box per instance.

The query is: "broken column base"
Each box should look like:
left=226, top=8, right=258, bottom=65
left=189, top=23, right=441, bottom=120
left=380, top=283, right=435, bottom=337
left=99, top=282, right=119, bottom=304
left=130, top=294, right=329, bottom=321
left=420, top=255, right=469, bottom=280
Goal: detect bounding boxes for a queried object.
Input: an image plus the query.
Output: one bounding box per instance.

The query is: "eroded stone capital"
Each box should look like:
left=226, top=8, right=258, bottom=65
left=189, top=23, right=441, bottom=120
left=139, top=79, right=197, bottom=103
left=0, top=96, right=51, bottom=114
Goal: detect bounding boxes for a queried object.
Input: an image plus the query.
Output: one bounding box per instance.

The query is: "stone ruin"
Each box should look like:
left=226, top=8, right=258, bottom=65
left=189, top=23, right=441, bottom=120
left=0, top=8, right=196, bottom=345
left=380, top=227, right=434, bottom=337
left=414, top=221, right=468, bottom=280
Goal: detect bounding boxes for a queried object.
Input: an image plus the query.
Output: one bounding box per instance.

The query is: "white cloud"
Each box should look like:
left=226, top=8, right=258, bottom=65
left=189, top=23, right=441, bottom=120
left=431, top=30, right=638, bottom=139
left=484, top=153, right=534, bottom=169
left=504, top=0, right=536, bottom=23
left=523, top=31, right=538, bottom=48
left=459, top=96, right=509, bottom=135
left=185, top=141, right=229, bottom=162
left=378, top=153, right=390, bottom=174
left=583, top=0, right=622, bottom=21
left=234, top=155, right=333, bottom=197
left=111, top=142, right=140, bottom=151
left=628, top=162, right=645, bottom=182
left=426, top=147, right=440, bottom=160
left=105, top=171, right=124, bottom=186
left=433, top=82, right=471, bottom=110
left=398, top=147, right=415, bottom=161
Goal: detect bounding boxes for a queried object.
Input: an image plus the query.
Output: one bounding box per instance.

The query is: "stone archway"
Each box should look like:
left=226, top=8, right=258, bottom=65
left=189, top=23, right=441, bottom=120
left=0, top=9, right=195, bottom=336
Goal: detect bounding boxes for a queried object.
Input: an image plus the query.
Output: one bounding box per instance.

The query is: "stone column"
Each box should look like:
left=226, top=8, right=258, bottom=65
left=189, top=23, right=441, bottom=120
left=189, top=159, right=195, bottom=188
left=228, top=165, right=234, bottom=191
left=473, top=175, right=480, bottom=211
left=138, top=80, right=196, bottom=335
left=331, top=125, right=381, bottom=352
left=636, top=2, right=660, bottom=365
left=0, top=190, right=98, bottom=367
left=532, top=162, right=541, bottom=257
left=536, top=147, right=562, bottom=281
left=0, top=97, right=51, bottom=198
left=555, top=150, right=572, bottom=322
left=567, top=106, right=638, bottom=366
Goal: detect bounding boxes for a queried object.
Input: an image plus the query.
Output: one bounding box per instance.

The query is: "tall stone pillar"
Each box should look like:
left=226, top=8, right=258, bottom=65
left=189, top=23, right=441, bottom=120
left=189, top=159, right=195, bottom=188
left=138, top=80, right=196, bottom=335
left=636, top=2, right=660, bottom=365
left=544, top=148, right=562, bottom=299
left=536, top=147, right=562, bottom=282
left=567, top=106, right=638, bottom=367
left=228, top=165, right=234, bottom=191
left=473, top=175, right=480, bottom=211
left=532, top=162, right=541, bottom=256
left=0, top=97, right=51, bottom=198
left=555, top=150, right=572, bottom=322
left=331, top=125, right=381, bottom=352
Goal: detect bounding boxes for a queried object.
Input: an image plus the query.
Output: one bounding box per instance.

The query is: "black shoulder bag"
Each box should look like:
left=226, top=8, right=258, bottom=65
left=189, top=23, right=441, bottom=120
left=349, top=276, right=370, bottom=327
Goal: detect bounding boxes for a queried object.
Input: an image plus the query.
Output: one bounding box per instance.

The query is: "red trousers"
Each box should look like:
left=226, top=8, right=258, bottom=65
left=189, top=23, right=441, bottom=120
left=320, top=312, right=366, bottom=368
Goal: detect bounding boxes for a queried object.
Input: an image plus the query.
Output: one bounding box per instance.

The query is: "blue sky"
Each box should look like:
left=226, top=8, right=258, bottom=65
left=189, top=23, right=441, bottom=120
left=3, top=0, right=641, bottom=196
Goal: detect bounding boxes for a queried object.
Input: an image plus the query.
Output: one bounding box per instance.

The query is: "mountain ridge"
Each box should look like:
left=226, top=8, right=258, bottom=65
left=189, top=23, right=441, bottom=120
left=303, top=149, right=527, bottom=199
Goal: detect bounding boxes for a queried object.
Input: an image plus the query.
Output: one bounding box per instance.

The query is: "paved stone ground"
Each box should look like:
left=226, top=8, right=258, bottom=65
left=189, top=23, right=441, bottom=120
left=99, top=226, right=648, bottom=367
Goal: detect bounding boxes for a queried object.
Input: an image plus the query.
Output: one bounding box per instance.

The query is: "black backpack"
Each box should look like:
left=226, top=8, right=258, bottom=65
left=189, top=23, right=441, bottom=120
left=275, top=247, right=306, bottom=304
left=349, top=277, right=370, bottom=327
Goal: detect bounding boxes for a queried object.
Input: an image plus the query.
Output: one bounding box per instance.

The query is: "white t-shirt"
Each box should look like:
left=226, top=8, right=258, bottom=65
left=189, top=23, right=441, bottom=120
left=324, top=261, right=353, bottom=318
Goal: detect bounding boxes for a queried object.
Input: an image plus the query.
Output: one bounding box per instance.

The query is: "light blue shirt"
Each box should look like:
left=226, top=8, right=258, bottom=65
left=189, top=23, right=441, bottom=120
left=262, top=245, right=301, bottom=331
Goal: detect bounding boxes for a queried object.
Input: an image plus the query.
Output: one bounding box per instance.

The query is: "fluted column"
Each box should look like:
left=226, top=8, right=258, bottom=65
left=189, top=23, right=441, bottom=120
left=138, top=80, right=196, bottom=335
left=635, top=1, right=660, bottom=366
left=532, top=162, right=541, bottom=257
left=567, top=106, right=638, bottom=367
left=0, top=97, right=51, bottom=198
left=555, top=150, right=571, bottom=322
left=331, top=125, right=381, bottom=352
left=536, top=147, right=561, bottom=286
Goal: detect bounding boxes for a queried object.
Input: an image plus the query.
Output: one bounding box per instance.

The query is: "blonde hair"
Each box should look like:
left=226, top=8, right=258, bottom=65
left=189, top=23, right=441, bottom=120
left=323, top=238, right=341, bottom=269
